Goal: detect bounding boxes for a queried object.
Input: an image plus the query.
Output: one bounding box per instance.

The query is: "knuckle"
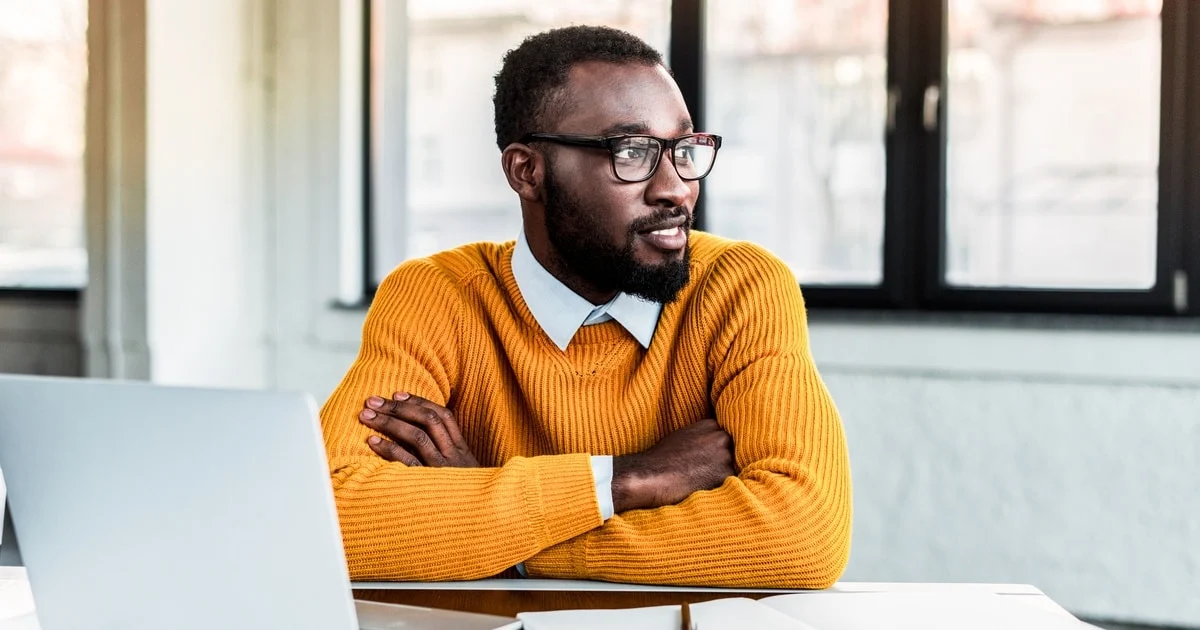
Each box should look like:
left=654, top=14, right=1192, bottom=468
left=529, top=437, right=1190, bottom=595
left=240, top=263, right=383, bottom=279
left=423, top=409, right=442, bottom=425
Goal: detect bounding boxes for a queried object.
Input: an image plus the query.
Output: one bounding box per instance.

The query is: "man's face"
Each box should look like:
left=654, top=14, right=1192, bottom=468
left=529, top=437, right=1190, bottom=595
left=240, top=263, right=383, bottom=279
left=539, top=62, right=700, bottom=304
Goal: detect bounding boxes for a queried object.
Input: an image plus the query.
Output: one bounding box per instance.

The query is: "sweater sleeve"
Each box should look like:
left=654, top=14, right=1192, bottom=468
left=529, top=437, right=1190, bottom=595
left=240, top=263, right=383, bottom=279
left=321, top=259, right=602, bottom=581
left=522, top=242, right=852, bottom=588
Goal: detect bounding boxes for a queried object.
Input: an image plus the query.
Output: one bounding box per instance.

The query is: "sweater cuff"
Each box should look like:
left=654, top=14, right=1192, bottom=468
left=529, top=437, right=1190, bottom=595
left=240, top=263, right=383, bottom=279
left=526, top=454, right=603, bottom=549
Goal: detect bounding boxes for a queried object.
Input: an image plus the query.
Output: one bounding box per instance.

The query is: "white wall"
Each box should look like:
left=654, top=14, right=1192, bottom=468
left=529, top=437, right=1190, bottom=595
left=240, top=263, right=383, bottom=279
left=816, top=322, right=1200, bottom=627
left=117, top=1, right=1200, bottom=627
left=143, top=0, right=271, bottom=389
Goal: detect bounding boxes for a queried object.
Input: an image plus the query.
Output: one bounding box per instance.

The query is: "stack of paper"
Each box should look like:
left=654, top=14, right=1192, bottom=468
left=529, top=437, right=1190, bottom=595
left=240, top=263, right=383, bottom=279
left=355, top=600, right=521, bottom=630
left=519, top=597, right=815, bottom=630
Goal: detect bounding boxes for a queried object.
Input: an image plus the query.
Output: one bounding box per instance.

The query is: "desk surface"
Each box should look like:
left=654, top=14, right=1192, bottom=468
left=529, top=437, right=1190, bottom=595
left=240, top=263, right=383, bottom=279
left=353, top=578, right=1047, bottom=594
left=1, top=568, right=1079, bottom=628
left=350, top=579, right=1071, bottom=619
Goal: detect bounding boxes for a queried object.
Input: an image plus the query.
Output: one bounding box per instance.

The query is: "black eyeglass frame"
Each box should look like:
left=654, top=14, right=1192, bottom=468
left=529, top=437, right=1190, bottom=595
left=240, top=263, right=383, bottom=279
left=518, top=132, right=723, bottom=183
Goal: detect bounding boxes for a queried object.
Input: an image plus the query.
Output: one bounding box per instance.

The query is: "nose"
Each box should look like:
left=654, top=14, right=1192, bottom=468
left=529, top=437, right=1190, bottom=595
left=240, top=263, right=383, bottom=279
left=643, top=150, right=696, bottom=209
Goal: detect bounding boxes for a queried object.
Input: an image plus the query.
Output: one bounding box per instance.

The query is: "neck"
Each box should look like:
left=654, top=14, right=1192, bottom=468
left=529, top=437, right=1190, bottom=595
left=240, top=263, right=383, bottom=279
left=527, top=236, right=617, bottom=306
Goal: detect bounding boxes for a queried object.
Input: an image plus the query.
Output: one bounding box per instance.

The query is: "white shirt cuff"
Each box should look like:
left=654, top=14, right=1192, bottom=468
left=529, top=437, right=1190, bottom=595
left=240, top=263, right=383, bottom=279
left=591, top=455, right=614, bottom=521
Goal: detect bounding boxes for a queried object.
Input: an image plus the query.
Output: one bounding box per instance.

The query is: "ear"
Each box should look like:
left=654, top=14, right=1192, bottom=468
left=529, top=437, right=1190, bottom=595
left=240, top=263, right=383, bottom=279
left=501, top=143, right=546, bottom=203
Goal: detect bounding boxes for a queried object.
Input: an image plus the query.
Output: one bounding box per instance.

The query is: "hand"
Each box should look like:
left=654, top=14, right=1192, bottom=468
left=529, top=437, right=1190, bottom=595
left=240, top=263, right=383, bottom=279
left=359, top=392, right=481, bottom=468
left=611, top=419, right=736, bottom=513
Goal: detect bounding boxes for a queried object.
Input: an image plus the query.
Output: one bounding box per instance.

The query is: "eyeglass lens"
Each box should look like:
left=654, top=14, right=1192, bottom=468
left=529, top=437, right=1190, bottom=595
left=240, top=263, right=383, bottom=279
left=611, top=136, right=717, bottom=181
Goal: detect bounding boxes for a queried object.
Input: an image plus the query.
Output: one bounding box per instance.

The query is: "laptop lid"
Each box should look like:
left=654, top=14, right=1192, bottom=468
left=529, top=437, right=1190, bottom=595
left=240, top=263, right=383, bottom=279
left=0, top=375, right=359, bottom=630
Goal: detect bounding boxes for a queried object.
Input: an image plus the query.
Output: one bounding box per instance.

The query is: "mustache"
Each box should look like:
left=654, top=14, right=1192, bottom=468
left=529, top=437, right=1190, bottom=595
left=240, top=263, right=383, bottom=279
left=628, top=207, right=693, bottom=233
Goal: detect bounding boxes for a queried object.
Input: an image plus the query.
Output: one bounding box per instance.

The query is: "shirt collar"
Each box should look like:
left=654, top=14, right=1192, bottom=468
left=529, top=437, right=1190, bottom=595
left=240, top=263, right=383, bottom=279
left=511, top=231, right=662, bottom=351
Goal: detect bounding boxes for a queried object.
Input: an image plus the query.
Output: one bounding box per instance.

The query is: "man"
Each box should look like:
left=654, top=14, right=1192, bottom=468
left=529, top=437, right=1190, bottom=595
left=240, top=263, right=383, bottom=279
left=320, top=25, right=851, bottom=588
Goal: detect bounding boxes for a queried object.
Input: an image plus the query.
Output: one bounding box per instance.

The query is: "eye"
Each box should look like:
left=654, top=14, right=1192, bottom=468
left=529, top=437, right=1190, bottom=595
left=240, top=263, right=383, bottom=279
left=612, top=138, right=657, bottom=161
left=613, top=145, right=650, bottom=160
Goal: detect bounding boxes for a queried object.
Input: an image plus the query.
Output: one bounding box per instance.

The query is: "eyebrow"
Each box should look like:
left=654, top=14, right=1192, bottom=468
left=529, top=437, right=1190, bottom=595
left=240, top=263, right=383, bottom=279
left=599, top=118, right=695, bottom=136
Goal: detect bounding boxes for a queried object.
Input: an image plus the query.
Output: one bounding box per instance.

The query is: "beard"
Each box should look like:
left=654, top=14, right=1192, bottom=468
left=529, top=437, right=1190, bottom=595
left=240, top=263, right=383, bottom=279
left=542, top=166, right=692, bottom=304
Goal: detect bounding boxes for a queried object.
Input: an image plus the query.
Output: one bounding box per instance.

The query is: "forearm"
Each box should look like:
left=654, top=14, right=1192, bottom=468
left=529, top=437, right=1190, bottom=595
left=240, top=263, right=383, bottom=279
left=333, top=453, right=601, bottom=581
left=523, top=462, right=851, bottom=588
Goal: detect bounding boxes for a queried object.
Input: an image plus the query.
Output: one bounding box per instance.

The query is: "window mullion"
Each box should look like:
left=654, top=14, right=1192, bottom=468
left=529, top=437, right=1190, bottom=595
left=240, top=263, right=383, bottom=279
left=669, top=0, right=706, bottom=229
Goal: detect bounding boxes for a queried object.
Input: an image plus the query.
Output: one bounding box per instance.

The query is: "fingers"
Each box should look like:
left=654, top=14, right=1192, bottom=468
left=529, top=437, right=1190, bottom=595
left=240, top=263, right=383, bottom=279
left=360, top=405, right=447, bottom=466
left=366, top=435, right=421, bottom=467
left=408, top=393, right=468, bottom=441
left=388, top=393, right=462, bottom=453
left=364, top=393, right=460, bottom=455
left=392, top=392, right=468, bottom=446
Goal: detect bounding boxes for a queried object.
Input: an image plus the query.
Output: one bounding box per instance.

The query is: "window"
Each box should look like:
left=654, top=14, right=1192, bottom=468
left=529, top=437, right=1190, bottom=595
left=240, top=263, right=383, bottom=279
left=367, top=0, right=672, bottom=285
left=0, top=0, right=88, bottom=290
left=945, top=0, right=1162, bottom=290
left=704, top=0, right=889, bottom=286
left=364, top=0, right=1199, bottom=316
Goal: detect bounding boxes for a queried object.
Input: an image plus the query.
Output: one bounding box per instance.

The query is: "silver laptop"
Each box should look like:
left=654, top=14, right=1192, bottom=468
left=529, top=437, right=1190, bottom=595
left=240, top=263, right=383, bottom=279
left=0, top=375, right=513, bottom=630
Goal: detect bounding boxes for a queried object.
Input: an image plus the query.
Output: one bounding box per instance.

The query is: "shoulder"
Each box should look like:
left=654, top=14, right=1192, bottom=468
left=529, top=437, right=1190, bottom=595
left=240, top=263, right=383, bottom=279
left=373, top=241, right=513, bottom=314
left=685, top=235, right=810, bottom=359
left=380, top=241, right=511, bottom=290
left=688, top=232, right=798, bottom=296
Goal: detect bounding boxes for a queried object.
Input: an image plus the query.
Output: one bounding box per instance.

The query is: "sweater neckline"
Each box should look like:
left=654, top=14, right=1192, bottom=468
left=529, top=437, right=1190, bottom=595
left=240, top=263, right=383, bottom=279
left=498, top=246, right=639, bottom=348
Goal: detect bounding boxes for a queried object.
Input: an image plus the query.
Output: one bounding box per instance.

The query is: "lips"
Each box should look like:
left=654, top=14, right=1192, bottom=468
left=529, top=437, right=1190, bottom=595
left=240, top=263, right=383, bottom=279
left=636, top=215, right=689, bottom=235
left=636, top=215, right=690, bottom=252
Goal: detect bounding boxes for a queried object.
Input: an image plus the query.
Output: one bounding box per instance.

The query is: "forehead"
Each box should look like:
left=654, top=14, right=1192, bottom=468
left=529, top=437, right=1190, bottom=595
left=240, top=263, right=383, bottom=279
left=552, top=61, right=692, bottom=136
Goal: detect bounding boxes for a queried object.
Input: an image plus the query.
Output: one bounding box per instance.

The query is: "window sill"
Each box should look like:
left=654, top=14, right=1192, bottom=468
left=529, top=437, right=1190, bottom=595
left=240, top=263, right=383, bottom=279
left=807, top=308, right=1200, bottom=387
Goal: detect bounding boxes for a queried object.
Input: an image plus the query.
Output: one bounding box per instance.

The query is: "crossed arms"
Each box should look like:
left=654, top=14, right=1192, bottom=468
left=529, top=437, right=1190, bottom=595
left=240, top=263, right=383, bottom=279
left=320, top=246, right=852, bottom=587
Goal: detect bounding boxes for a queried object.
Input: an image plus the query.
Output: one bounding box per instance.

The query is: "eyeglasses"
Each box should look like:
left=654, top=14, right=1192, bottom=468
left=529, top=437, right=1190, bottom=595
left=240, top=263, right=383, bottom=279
left=519, top=133, right=723, bottom=183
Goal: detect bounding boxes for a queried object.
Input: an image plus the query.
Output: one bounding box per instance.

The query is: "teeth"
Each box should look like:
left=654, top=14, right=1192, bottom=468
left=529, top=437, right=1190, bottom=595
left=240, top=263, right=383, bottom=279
left=650, top=227, right=680, bottom=236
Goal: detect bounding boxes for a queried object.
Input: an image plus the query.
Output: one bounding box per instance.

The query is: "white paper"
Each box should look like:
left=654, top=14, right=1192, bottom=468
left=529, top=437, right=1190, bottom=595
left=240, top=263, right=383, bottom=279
left=759, top=592, right=1088, bottom=630
left=0, top=568, right=37, bottom=629
left=353, top=600, right=521, bottom=630
left=518, top=597, right=816, bottom=630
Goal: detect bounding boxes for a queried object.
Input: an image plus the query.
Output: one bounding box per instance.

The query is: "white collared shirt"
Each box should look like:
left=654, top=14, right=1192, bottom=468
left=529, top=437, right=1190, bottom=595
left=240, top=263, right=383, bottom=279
left=510, top=231, right=662, bottom=352
left=509, top=231, right=665, bottom=524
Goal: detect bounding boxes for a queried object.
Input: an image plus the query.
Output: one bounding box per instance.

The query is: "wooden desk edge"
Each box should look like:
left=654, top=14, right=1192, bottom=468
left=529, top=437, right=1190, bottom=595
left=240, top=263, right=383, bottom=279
left=351, top=587, right=775, bottom=617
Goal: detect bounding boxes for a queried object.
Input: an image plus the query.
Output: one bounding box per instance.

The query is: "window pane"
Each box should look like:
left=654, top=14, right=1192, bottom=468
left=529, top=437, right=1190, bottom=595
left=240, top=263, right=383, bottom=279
left=945, top=0, right=1162, bottom=289
left=0, top=0, right=87, bottom=289
left=370, top=0, right=671, bottom=282
left=705, top=0, right=889, bottom=286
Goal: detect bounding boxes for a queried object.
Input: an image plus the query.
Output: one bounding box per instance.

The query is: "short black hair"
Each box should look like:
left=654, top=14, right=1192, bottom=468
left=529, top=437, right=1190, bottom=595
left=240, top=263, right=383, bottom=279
left=493, top=25, right=665, bottom=151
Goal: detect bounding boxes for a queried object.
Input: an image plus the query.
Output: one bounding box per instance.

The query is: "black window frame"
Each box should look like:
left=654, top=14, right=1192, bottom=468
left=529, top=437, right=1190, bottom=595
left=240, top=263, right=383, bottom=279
left=363, top=0, right=1200, bottom=317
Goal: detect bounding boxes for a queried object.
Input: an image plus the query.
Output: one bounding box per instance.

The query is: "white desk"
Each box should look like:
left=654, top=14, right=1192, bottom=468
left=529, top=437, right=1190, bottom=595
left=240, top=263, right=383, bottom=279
left=0, top=568, right=36, bottom=630
left=0, top=567, right=519, bottom=630
left=351, top=578, right=1090, bottom=623
left=2, top=568, right=1093, bottom=629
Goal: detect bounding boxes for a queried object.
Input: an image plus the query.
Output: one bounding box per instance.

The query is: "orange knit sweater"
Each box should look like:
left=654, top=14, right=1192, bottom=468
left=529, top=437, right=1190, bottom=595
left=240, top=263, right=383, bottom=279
left=320, top=232, right=852, bottom=588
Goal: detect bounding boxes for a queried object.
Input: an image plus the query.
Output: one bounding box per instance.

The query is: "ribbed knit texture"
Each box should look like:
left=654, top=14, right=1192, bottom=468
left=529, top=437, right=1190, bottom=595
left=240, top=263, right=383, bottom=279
left=320, top=231, right=852, bottom=588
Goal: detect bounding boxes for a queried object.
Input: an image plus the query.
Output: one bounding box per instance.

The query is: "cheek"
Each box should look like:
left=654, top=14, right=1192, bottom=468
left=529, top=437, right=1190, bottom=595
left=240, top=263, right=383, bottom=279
left=599, top=188, right=645, bottom=235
